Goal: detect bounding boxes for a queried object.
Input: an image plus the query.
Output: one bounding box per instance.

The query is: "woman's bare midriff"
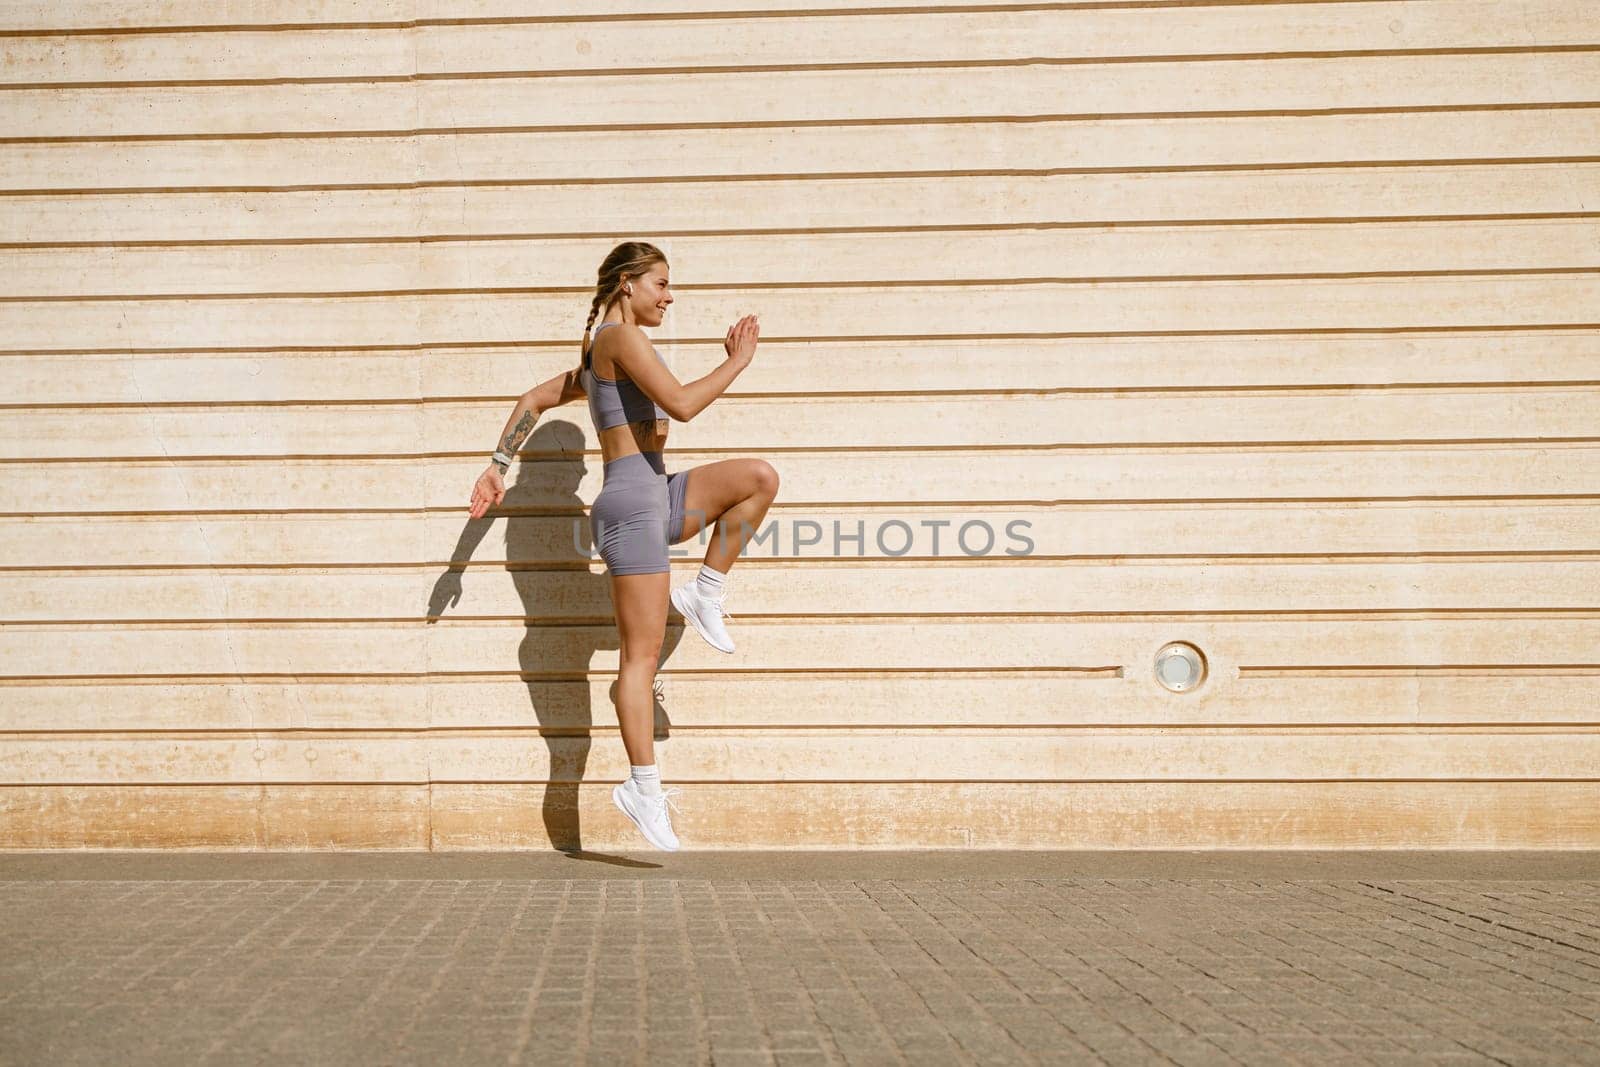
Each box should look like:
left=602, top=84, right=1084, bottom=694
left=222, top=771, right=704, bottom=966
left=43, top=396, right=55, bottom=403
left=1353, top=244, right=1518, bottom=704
left=596, top=419, right=670, bottom=466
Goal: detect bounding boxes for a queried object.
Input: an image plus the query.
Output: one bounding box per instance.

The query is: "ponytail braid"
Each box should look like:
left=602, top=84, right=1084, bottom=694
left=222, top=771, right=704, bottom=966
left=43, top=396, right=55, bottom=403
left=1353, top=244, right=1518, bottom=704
left=580, top=297, right=604, bottom=373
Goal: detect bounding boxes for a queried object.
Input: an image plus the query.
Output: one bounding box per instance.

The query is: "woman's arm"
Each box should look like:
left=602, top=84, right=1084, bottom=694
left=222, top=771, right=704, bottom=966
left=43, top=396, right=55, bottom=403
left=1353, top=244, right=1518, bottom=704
left=607, top=317, right=757, bottom=422
left=468, top=365, right=585, bottom=519
left=489, top=365, right=586, bottom=473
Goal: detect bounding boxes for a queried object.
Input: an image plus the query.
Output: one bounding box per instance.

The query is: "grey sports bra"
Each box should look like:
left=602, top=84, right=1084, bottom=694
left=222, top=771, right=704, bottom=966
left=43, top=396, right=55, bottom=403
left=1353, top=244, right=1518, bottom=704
left=581, top=320, right=670, bottom=430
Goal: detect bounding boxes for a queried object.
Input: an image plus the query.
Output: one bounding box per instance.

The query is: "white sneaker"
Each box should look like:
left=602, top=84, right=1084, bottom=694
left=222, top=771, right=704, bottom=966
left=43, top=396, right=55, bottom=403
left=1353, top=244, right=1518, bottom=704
left=611, top=778, right=683, bottom=851
left=671, top=581, right=736, bottom=654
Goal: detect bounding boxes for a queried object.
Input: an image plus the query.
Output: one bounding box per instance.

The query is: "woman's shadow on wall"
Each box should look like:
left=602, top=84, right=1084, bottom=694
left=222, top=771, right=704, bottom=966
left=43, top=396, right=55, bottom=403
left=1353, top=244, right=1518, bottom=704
left=425, top=420, right=685, bottom=863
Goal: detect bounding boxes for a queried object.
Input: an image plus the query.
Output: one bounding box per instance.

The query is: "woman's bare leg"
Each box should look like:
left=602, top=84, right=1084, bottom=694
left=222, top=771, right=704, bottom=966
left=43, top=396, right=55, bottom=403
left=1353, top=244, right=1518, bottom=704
left=673, top=457, right=781, bottom=570
left=609, top=570, right=670, bottom=764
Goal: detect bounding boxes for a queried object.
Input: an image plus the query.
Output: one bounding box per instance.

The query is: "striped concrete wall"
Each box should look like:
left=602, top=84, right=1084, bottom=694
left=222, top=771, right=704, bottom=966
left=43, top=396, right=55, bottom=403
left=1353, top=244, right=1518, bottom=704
left=2, top=1, right=1598, bottom=850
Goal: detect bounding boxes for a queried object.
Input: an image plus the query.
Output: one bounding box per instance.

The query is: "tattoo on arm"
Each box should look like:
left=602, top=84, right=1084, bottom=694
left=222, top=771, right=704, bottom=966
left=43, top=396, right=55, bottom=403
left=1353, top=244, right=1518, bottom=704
left=500, top=410, right=537, bottom=455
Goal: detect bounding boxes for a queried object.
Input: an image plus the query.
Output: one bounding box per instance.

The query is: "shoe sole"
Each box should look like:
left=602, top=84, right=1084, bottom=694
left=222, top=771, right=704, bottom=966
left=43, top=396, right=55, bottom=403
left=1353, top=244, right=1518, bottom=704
left=611, top=783, right=680, bottom=852
left=670, top=585, right=735, bottom=655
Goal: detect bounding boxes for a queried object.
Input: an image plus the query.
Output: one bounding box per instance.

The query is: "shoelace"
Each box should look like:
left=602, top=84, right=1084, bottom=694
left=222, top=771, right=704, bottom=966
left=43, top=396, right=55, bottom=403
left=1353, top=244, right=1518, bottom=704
left=708, top=589, right=733, bottom=622
left=651, top=786, right=685, bottom=819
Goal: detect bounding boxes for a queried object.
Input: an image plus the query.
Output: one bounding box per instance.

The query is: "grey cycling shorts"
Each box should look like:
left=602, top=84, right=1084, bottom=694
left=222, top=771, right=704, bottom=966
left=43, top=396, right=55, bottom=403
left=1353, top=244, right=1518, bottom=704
left=589, top=450, right=691, bottom=576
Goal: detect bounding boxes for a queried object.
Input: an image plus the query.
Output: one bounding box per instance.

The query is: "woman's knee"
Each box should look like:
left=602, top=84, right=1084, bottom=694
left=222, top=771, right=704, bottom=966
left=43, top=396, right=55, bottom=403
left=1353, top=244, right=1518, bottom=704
left=618, top=640, right=663, bottom=668
left=750, top=459, right=780, bottom=498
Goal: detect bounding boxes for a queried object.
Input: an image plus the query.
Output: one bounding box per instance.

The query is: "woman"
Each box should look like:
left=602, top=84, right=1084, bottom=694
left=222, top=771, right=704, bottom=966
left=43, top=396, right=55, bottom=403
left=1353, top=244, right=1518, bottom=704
left=468, top=242, right=779, bottom=851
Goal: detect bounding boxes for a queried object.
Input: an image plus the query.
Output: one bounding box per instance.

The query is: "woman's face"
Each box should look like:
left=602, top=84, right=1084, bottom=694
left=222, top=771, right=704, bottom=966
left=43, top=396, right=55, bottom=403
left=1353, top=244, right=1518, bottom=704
left=628, top=263, right=672, bottom=326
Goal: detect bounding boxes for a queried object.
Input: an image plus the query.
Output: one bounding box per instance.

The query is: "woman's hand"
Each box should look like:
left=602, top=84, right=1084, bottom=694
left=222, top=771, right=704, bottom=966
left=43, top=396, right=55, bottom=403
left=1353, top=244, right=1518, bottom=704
left=469, top=464, right=506, bottom=519
left=724, top=314, right=759, bottom=365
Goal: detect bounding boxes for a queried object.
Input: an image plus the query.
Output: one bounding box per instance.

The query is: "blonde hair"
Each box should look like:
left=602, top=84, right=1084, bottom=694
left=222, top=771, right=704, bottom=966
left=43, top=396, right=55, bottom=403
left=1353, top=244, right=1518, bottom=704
left=581, top=241, right=668, bottom=373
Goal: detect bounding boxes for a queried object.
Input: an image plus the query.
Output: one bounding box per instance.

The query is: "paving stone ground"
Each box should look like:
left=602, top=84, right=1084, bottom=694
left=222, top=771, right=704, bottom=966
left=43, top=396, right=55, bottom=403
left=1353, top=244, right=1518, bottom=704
left=2, top=851, right=1598, bottom=1066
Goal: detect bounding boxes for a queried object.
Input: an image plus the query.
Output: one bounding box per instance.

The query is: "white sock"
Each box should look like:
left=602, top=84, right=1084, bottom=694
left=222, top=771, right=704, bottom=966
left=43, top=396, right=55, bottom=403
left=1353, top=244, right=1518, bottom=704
left=630, top=764, right=662, bottom=796
left=695, top=563, right=727, bottom=600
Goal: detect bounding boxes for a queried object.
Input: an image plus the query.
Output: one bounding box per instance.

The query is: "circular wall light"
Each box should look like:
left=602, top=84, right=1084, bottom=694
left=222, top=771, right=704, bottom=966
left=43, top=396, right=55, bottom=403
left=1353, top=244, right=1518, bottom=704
left=1153, top=641, right=1207, bottom=693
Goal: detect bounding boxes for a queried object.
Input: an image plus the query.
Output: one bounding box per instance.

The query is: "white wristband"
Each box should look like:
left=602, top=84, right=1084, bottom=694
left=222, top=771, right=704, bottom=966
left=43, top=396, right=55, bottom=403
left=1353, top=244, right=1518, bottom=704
left=492, top=450, right=513, bottom=467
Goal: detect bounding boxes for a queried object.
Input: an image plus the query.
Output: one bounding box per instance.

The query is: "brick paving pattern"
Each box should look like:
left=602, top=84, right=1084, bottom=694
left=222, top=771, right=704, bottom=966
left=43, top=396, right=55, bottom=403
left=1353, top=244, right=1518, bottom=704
left=3, top=860, right=1599, bottom=1065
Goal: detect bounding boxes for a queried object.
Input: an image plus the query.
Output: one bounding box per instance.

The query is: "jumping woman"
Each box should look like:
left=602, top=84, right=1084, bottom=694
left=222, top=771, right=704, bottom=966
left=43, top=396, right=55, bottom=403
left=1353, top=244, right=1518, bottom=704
left=468, top=242, right=779, bottom=851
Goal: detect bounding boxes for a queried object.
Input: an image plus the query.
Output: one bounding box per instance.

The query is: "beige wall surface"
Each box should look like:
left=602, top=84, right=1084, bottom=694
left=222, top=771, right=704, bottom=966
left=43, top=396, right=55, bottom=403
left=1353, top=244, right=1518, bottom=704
left=2, top=1, right=1598, bottom=850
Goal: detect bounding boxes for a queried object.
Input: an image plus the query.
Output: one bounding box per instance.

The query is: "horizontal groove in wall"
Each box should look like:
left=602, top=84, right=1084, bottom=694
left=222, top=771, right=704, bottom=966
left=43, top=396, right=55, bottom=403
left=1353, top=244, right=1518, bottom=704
left=5, top=210, right=1600, bottom=250
left=7, top=437, right=1600, bottom=466
left=8, top=322, right=1599, bottom=358
left=6, top=608, right=1600, bottom=630
left=0, top=1, right=1553, bottom=39
left=5, top=101, right=1598, bottom=146
left=17, top=380, right=1600, bottom=409
left=7, top=265, right=1600, bottom=303
left=3, top=663, right=1595, bottom=685
left=1242, top=664, right=1600, bottom=676
left=8, top=44, right=1600, bottom=91
left=13, top=386, right=1600, bottom=413
left=0, top=666, right=1103, bottom=685
left=10, top=493, right=1600, bottom=521
left=8, top=551, right=1600, bottom=576
left=9, top=156, right=1600, bottom=198
left=5, top=777, right=1598, bottom=788
left=8, top=724, right=1600, bottom=741
left=744, top=380, right=1600, bottom=398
